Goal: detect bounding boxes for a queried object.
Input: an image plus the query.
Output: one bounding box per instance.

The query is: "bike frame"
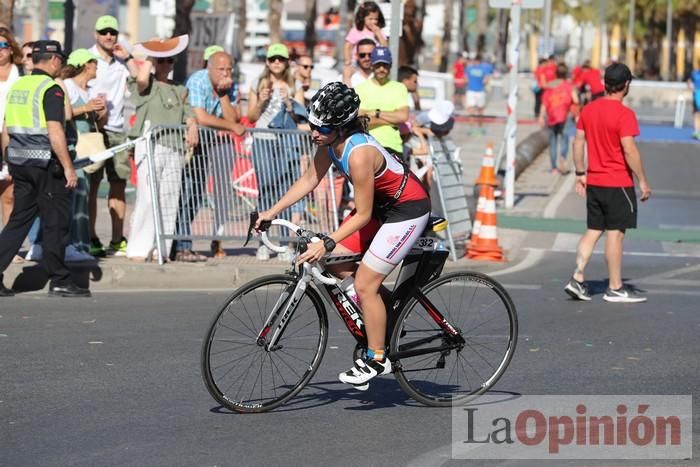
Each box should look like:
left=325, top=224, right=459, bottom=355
left=256, top=237, right=465, bottom=359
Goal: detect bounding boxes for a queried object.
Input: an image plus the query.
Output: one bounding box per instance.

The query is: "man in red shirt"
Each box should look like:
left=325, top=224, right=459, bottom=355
left=453, top=52, right=467, bottom=109
left=565, top=63, right=652, bottom=303
left=574, top=60, right=605, bottom=105
left=539, top=62, right=579, bottom=174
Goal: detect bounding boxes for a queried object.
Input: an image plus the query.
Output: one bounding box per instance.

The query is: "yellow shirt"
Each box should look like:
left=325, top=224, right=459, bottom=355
left=355, top=79, right=408, bottom=153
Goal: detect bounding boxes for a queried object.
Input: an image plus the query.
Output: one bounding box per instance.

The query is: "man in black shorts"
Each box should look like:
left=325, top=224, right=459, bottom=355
left=564, top=63, right=652, bottom=303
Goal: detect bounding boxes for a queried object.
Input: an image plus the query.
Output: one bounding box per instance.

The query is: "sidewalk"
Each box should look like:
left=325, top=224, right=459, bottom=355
left=3, top=116, right=566, bottom=292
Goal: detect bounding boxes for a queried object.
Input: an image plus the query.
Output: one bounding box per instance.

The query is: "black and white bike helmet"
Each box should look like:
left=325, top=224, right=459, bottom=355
left=308, top=82, right=360, bottom=128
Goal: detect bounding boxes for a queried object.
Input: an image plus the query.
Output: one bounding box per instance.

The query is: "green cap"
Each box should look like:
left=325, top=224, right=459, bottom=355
left=266, top=43, right=289, bottom=59
left=67, top=48, right=100, bottom=67
left=95, top=15, right=119, bottom=31
left=203, top=45, right=224, bottom=61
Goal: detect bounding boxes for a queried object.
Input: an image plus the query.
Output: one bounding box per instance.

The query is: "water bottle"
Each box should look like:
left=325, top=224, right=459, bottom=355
left=340, top=276, right=361, bottom=308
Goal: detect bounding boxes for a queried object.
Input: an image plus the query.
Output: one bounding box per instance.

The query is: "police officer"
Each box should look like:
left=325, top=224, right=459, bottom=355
left=0, top=40, right=90, bottom=297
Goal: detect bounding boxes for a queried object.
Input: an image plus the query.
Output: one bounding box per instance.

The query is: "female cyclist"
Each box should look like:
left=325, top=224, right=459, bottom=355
left=255, top=82, right=430, bottom=389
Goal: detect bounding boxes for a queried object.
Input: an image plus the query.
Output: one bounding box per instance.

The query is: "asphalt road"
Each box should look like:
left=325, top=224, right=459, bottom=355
left=2, top=141, right=699, bottom=466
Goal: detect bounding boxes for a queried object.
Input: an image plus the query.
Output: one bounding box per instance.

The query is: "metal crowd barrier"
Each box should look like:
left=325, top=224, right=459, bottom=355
left=427, top=135, right=472, bottom=261
left=143, top=125, right=341, bottom=264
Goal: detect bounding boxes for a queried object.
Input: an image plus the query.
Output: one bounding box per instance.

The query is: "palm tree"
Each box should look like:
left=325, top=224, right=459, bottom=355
left=304, top=0, right=317, bottom=58
left=269, top=0, right=283, bottom=44
left=0, top=0, right=13, bottom=28
left=173, top=0, right=195, bottom=82
left=439, top=0, right=454, bottom=72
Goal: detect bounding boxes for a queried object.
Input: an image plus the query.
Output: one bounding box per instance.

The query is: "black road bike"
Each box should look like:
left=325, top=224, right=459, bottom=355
left=201, top=214, right=518, bottom=413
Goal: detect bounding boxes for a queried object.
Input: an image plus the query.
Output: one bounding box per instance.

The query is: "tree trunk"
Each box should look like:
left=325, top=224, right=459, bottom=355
left=269, top=0, right=283, bottom=44
left=399, top=0, right=423, bottom=66
left=0, top=0, right=13, bottom=29
left=304, top=0, right=317, bottom=58
left=477, top=0, right=488, bottom=36
left=173, top=0, right=195, bottom=83
left=439, top=0, right=454, bottom=72
left=236, top=0, right=247, bottom=61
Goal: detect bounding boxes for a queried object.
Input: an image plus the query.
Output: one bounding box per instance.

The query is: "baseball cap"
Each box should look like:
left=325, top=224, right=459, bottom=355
left=32, top=40, right=65, bottom=58
left=95, top=15, right=119, bottom=32
left=604, top=62, right=633, bottom=87
left=204, top=45, right=224, bottom=61
left=67, top=48, right=99, bottom=67
left=266, top=43, right=289, bottom=59
left=370, top=47, right=392, bottom=65
left=427, top=100, right=455, bottom=134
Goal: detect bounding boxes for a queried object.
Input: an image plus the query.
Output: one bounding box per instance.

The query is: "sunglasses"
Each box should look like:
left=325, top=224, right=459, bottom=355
left=372, top=62, right=390, bottom=69
left=299, top=64, right=314, bottom=70
left=0, top=41, right=10, bottom=49
left=358, top=52, right=372, bottom=59
left=309, top=123, right=334, bottom=135
left=23, top=53, right=32, bottom=59
left=97, top=29, right=118, bottom=37
left=157, top=57, right=175, bottom=64
left=267, top=55, right=288, bottom=63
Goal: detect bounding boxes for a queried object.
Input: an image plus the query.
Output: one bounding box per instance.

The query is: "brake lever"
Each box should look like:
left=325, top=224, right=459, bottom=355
left=243, top=211, right=272, bottom=246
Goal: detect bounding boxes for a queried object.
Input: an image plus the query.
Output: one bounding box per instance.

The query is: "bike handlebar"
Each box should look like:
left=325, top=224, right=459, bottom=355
left=245, top=212, right=337, bottom=285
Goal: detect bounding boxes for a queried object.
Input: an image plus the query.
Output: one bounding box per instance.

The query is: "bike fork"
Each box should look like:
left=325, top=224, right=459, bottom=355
left=256, top=277, right=311, bottom=351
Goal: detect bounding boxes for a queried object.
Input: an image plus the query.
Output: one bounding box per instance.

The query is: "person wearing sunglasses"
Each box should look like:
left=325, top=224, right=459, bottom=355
left=292, top=53, right=314, bottom=106
left=20, top=41, right=34, bottom=75
left=124, top=35, right=198, bottom=263
left=341, top=38, right=375, bottom=88
left=248, top=43, right=307, bottom=262
left=0, top=27, right=23, bottom=265
left=355, top=47, right=409, bottom=159
left=255, top=82, right=430, bottom=388
left=86, top=15, right=139, bottom=259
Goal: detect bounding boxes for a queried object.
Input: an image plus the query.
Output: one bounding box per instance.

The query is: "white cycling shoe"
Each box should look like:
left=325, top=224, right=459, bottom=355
left=339, top=358, right=392, bottom=391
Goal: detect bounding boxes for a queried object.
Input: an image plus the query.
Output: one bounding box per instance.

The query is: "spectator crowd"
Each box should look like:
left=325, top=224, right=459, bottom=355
left=0, top=1, right=460, bottom=279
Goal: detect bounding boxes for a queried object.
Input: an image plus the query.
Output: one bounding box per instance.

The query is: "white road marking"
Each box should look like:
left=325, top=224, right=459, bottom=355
left=489, top=248, right=545, bottom=277
left=543, top=172, right=576, bottom=218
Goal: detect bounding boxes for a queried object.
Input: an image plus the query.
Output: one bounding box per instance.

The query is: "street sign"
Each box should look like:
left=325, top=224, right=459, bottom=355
left=488, top=0, right=544, bottom=8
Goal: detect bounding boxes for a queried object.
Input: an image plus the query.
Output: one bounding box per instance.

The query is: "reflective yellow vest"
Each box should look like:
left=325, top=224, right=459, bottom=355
left=5, top=74, right=58, bottom=166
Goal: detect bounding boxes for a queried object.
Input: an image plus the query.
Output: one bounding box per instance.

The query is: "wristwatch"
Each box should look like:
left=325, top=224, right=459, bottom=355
left=375, top=109, right=381, bottom=118
left=320, top=235, right=336, bottom=252
left=575, top=171, right=586, bottom=176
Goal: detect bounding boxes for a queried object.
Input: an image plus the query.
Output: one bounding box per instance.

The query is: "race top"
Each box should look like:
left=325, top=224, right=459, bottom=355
left=327, top=132, right=428, bottom=206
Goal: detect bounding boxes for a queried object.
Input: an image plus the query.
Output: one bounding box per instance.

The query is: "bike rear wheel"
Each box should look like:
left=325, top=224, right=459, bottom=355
left=201, top=274, right=328, bottom=413
left=391, top=271, right=518, bottom=407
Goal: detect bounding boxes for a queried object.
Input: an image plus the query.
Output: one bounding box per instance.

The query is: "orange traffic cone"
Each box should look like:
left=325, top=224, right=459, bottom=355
left=474, top=143, right=498, bottom=187
left=468, top=184, right=488, bottom=247
left=467, top=185, right=505, bottom=262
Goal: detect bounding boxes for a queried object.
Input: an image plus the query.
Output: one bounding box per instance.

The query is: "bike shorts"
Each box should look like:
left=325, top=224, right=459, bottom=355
left=339, top=198, right=430, bottom=276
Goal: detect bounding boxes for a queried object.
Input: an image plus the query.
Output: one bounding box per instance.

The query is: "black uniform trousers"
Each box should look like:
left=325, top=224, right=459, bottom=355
left=0, top=161, right=72, bottom=285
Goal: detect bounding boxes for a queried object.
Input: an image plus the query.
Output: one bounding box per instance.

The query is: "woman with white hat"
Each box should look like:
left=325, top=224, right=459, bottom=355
left=125, top=35, right=198, bottom=262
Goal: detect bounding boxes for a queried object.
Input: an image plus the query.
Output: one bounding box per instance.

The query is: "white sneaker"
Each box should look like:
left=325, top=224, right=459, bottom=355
left=256, top=245, right=270, bottom=261
left=339, top=358, right=392, bottom=391
left=25, top=244, right=43, bottom=261
left=603, top=286, right=647, bottom=303
left=65, top=245, right=94, bottom=262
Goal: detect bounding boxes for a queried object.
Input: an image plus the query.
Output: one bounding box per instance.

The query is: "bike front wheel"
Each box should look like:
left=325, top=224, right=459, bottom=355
left=201, top=274, right=328, bottom=413
left=391, top=271, right=518, bottom=407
